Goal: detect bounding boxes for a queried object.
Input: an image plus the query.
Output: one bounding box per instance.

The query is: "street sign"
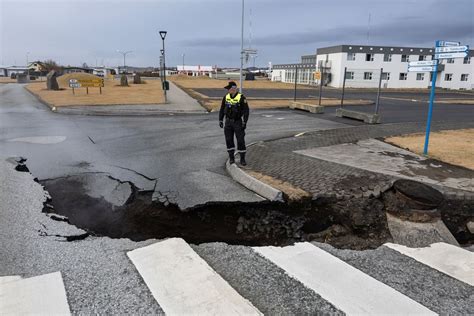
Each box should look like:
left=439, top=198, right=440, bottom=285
left=408, top=60, right=437, bottom=67
left=68, top=78, right=104, bottom=88
left=408, top=66, right=436, bottom=72
left=435, top=45, right=469, bottom=53
left=434, top=52, right=469, bottom=59
left=436, top=40, right=460, bottom=47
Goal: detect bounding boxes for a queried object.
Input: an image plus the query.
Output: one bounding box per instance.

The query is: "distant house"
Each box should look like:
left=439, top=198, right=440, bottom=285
left=62, top=67, right=93, bottom=74
left=5, top=66, right=29, bottom=77
left=92, top=67, right=116, bottom=77
left=176, top=65, right=214, bottom=76
left=0, top=65, right=7, bottom=77
left=28, top=61, right=47, bottom=72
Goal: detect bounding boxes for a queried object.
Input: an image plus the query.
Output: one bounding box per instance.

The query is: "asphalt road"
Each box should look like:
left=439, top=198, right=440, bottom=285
left=196, top=87, right=474, bottom=125
left=1, top=83, right=472, bottom=314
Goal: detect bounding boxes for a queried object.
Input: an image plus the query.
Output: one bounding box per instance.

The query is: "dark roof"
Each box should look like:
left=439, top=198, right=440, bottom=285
left=317, top=44, right=474, bottom=56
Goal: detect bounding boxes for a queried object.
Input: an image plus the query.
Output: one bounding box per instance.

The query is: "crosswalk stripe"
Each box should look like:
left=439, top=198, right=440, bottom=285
left=0, top=276, right=22, bottom=285
left=385, top=242, right=474, bottom=286
left=127, top=238, right=262, bottom=315
left=254, top=242, right=436, bottom=315
left=0, top=272, right=71, bottom=315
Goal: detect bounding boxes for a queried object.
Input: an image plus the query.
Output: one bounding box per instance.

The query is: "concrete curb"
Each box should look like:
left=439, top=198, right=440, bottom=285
left=226, top=160, right=284, bottom=202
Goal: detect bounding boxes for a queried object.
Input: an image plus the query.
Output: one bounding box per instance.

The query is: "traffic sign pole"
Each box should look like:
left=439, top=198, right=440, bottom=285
left=423, top=50, right=439, bottom=155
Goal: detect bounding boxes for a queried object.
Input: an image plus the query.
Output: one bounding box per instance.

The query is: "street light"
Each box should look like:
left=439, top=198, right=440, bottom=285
left=26, top=52, right=30, bottom=80
left=240, top=0, right=244, bottom=93
left=116, top=50, right=132, bottom=74
left=159, top=30, right=168, bottom=101
left=182, top=53, right=185, bottom=74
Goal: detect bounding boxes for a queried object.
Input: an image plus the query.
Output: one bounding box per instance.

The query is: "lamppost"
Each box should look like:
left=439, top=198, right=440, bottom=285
left=182, top=53, right=185, bottom=74
left=116, top=50, right=132, bottom=74
left=159, top=30, right=167, bottom=101
left=26, top=52, right=30, bottom=80
left=239, top=0, right=244, bottom=93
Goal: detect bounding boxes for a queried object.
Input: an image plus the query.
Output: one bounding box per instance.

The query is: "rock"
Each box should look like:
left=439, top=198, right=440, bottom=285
left=46, top=70, right=59, bottom=90
left=467, top=221, right=474, bottom=234
left=120, top=74, right=128, bottom=86
left=133, top=73, right=142, bottom=84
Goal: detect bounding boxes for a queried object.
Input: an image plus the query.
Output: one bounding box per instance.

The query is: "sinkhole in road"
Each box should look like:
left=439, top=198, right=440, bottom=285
left=40, top=173, right=473, bottom=249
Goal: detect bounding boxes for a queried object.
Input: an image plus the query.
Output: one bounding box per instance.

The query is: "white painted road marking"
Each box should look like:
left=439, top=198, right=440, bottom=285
left=386, top=242, right=474, bottom=286
left=0, top=272, right=70, bottom=315
left=0, top=276, right=22, bottom=285
left=128, top=238, right=262, bottom=315
left=254, top=242, right=436, bottom=315
left=7, top=136, right=67, bottom=144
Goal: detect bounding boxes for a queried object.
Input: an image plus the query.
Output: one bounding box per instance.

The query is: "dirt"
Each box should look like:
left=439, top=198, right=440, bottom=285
left=25, top=78, right=165, bottom=106
left=169, top=75, right=313, bottom=89
left=385, top=129, right=474, bottom=170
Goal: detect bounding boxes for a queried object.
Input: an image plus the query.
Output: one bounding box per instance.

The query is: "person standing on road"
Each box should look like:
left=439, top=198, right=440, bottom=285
left=219, top=81, right=249, bottom=165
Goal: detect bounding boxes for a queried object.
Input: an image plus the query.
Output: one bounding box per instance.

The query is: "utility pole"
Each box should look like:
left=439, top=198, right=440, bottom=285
left=239, top=0, right=244, bottom=93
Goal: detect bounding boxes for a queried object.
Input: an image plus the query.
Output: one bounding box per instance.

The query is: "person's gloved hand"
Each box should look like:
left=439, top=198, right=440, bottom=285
left=219, top=121, right=223, bottom=128
left=242, top=122, right=247, bottom=130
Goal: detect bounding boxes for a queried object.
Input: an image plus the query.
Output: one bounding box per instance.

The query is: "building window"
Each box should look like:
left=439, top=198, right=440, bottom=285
left=347, top=53, right=356, bottom=61
left=430, top=72, right=434, bottom=82
left=416, top=73, right=424, bottom=81
left=381, top=72, right=390, bottom=80
left=401, top=55, right=409, bottom=62
left=345, top=71, right=354, bottom=80
left=399, top=73, right=408, bottom=80
left=364, top=72, right=373, bottom=80
left=463, top=57, right=471, bottom=64
left=446, top=58, right=455, bottom=64
left=383, top=54, right=392, bottom=62
left=461, top=74, right=469, bottom=81
left=365, top=54, right=374, bottom=61
left=418, top=55, right=427, bottom=61
left=444, top=74, right=453, bottom=81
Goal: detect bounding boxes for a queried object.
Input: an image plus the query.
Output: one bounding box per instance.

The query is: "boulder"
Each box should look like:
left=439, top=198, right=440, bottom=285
left=46, top=70, right=59, bottom=90
left=133, top=73, right=142, bottom=84
left=120, top=74, right=128, bottom=86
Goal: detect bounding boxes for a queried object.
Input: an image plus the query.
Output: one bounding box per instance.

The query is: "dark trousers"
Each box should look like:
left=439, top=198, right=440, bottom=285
left=224, top=118, right=246, bottom=153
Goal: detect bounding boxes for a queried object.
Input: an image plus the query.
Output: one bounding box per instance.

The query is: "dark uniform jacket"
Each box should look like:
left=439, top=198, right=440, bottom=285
left=219, top=93, right=249, bottom=123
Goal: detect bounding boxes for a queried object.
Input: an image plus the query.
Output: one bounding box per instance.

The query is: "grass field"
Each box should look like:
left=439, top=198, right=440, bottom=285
left=385, top=129, right=474, bottom=170
left=26, top=76, right=165, bottom=107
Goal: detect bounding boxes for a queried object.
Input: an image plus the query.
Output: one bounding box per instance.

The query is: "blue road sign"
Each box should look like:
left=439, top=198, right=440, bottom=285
left=436, top=40, right=460, bottom=47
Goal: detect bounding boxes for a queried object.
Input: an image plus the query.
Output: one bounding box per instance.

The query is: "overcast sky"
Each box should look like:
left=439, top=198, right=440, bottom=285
left=1, top=0, right=473, bottom=67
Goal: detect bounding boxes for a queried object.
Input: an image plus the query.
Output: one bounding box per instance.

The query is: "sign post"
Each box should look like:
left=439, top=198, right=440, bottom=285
left=419, top=40, right=469, bottom=155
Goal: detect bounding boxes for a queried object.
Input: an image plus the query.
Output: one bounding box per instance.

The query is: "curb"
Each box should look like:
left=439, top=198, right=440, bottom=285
left=225, top=160, right=284, bottom=202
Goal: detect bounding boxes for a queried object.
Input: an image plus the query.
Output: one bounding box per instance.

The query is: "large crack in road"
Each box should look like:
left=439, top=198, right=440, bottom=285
left=36, top=168, right=473, bottom=249
left=12, top=157, right=471, bottom=249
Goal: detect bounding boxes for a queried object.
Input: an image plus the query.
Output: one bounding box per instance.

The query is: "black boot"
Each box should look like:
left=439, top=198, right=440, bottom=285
left=240, top=152, right=247, bottom=166
left=228, top=150, right=235, bottom=164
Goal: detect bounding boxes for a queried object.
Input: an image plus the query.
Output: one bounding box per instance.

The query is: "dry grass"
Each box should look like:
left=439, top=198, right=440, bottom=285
left=386, top=129, right=474, bottom=170
left=26, top=77, right=165, bottom=107
left=245, top=170, right=311, bottom=202
left=203, top=98, right=372, bottom=111
left=169, top=75, right=313, bottom=89
left=0, top=77, right=18, bottom=83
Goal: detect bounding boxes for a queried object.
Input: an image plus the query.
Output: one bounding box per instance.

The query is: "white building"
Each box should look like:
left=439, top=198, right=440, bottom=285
left=177, top=65, right=214, bottom=76
left=272, top=45, right=473, bottom=90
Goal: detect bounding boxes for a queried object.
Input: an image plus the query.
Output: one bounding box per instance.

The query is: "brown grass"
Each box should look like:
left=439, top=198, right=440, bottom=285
left=386, top=129, right=474, bottom=170
left=169, top=75, right=313, bottom=89
left=0, top=77, right=18, bottom=83
left=245, top=170, right=311, bottom=202
left=26, top=78, right=165, bottom=107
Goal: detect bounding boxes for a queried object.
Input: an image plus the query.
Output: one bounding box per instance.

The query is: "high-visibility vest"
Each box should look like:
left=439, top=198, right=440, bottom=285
left=224, top=93, right=242, bottom=118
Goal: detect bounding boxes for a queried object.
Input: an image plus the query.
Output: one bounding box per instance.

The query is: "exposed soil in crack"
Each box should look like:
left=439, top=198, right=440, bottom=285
left=37, top=172, right=473, bottom=249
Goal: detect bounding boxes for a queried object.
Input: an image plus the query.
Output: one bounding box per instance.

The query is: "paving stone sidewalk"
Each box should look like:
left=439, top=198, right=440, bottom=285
left=243, top=121, right=474, bottom=200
